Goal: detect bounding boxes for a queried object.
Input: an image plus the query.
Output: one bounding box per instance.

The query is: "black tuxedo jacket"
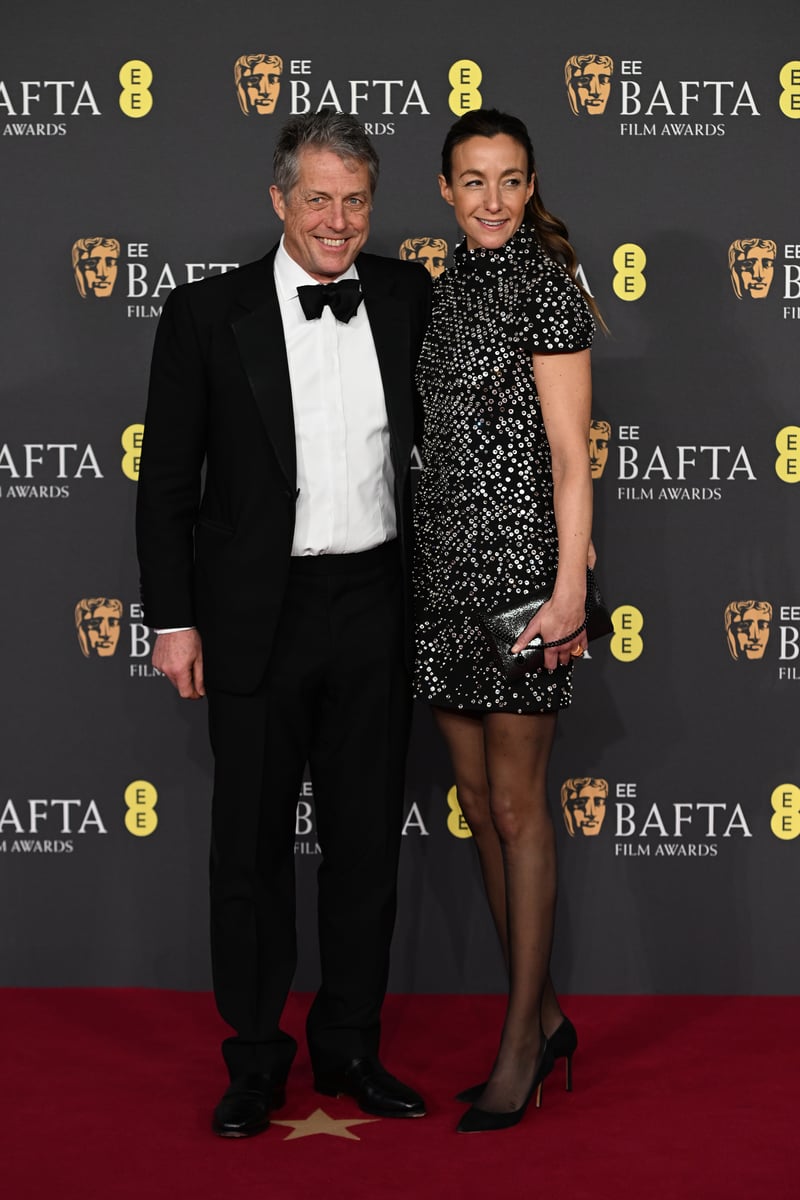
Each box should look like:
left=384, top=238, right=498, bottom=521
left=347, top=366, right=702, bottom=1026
left=136, top=245, right=431, bottom=694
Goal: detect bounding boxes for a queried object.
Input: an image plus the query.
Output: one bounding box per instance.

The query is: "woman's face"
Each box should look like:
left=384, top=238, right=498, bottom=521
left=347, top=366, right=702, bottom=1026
left=439, top=133, right=534, bottom=252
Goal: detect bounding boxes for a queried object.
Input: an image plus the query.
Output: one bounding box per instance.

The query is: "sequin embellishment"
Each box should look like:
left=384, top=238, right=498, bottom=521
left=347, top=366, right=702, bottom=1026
left=413, top=224, right=594, bottom=713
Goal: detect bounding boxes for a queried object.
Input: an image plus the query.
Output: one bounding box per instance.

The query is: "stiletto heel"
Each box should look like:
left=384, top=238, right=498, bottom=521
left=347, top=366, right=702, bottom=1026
left=456, top=1014, right=577, bottom=1103
left=551, top=1016, right=577, bottom=1092
left=456, top=1042, right=551, bottom=1134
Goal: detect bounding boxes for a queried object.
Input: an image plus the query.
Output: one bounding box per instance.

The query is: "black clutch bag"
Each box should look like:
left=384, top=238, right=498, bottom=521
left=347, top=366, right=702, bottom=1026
left=477, top=568, right=613, bottom=682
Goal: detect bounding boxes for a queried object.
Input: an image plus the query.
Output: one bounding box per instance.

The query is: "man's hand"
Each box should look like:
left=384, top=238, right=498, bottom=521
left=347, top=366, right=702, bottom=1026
left=153, top=629, right=205, bottom=699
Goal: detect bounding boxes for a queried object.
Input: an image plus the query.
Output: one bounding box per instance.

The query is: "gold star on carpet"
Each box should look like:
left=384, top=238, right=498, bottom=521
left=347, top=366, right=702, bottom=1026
left=272, top=1107, right=379, bottom=1141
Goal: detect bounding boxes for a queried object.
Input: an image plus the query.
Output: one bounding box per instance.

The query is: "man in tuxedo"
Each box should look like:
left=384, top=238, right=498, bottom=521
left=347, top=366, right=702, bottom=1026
left=136, top=112, right=430, bottom=1138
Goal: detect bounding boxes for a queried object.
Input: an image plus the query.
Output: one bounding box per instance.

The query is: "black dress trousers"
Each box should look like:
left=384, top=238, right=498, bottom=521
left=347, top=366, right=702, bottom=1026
left=206, top=540, right=410, bottom=1079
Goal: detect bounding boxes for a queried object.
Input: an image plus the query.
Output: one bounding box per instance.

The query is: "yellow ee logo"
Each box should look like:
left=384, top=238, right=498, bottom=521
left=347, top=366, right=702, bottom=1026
left=121, top=423, right=144, bottom=481
left=119, top=60, right=153, bottom=118
left=775, top=426, right=800, bottom=483
left=448, top=60, right=482, bottom=116
left=124, top=780, right=158, bottom=837
left=770, top=783, right=800, bottom=840
left=610, top=605, right=643, bottom=662
left=612, top=243, right=646, bottom=301
left=778, top=62, right=800, bottom=119
left=446, top=785, right=472, bottom=839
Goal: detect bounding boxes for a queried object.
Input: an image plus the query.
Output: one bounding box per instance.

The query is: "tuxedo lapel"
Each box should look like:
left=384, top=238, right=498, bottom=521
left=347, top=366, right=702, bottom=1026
left=230, top=250, right=414, bottom=491
left=230, top=249, right=296, bottom=488
left=358, top=256, right=414, bottom=470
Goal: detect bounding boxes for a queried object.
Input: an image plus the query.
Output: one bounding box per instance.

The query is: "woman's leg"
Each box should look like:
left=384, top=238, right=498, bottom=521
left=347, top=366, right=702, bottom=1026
left=475, top=710, right=558, bottom=1113
left=433, top=708, right=566, bottom=1071
left=433, top=707, right=508, bottom=961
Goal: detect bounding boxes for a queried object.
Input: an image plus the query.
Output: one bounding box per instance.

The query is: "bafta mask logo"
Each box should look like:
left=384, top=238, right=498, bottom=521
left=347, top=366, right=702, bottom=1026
left=72, top=237, right=121, bottom=299
left=724, top=600, right=772, bottom=661
left=75, top=597, right=123, bottom=658
left=399, top=237, right=449, bottom=278
left=589, top=419, right=612, bottom=479
left=728, top=239, right=777, bottom=300
left=565, top=55, right=614, bottom=117
left=561, top=778, right=608, bottom=838
left=234, top=53, right=283, bottom=116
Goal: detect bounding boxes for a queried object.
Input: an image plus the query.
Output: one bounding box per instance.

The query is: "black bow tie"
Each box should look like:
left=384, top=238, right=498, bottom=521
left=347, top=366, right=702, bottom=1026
left=296, top=279, right=363, bottom=324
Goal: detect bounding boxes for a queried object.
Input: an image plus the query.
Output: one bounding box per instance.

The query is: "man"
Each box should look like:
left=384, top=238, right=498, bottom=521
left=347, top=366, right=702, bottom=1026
left=136, top=113, right=430, bottom=1138
left=564, top=54, right=614, bottom=117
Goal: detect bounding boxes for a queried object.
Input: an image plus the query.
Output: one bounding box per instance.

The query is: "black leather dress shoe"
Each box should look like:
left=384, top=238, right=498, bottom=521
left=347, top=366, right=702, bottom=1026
left=212, top=1073, right=287, bottom=1138
left=314, top=1057, right=426, bottom=1118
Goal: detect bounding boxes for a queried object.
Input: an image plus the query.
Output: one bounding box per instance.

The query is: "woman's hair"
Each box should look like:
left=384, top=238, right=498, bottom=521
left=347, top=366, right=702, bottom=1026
left=441, top=108, right=606, bottom=330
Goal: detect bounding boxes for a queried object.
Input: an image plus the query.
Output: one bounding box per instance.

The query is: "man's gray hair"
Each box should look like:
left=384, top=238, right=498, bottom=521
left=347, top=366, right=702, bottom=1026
left=272, top=112, right=380, bottom=198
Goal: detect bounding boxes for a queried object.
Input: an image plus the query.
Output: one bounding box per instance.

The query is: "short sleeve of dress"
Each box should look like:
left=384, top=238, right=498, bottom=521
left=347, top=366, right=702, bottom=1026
left=519, top=256, right=595, bottom=355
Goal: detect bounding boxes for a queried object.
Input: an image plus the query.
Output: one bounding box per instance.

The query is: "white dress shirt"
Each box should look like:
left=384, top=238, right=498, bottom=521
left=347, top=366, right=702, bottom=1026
left=274, top=237, right=396, bottom=555
left=155, top=241, right=398, bottom=632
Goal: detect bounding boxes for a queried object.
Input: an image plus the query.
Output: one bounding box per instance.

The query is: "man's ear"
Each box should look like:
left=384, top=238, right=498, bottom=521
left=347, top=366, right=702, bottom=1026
left=269, top=184, right=286, bottom=221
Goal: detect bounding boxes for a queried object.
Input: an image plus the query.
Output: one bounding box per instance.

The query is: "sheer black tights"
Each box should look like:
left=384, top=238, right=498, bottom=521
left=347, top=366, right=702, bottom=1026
left=434, top=706, right=563, bottom=1112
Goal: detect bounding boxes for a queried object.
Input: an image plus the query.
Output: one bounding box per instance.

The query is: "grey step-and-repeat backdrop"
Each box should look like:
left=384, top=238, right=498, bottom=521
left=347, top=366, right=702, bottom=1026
left=2, top=1, right=798, bottom=995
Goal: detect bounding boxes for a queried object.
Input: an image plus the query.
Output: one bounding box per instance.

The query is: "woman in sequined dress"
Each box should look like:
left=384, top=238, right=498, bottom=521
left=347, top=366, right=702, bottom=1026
left=413, top=109, right=601, bottom=1133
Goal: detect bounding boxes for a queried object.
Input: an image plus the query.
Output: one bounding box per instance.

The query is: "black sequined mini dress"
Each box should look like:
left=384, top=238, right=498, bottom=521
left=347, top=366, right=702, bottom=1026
left=413, top=224, right=594, bottom=713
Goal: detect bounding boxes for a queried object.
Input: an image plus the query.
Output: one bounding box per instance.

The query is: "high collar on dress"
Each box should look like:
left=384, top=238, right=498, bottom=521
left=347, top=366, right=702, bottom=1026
left=452, top=222, right=538, bottom=277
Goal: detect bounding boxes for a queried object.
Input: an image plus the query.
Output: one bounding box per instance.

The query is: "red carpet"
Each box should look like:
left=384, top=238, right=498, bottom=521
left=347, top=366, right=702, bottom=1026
left=5, top=990, right=796, bottom=1199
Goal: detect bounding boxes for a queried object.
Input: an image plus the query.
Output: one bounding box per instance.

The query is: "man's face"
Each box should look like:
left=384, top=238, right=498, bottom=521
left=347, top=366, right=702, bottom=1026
left=80, top=604, right=121, bottom=657
left=732, top=608, right=771, bottom=659
left=567, top=784, right=607, bottom=836
left=734, top=247, right=775, bottom=299
left=270, top=149, right=372, bottom=282
left=570, top=61, right=612, bottom=115
left=588, top=423, right=610, bottom=478
left=79, top=247, right=118, bottom=298
left=241, top=61, right=281, bottom=115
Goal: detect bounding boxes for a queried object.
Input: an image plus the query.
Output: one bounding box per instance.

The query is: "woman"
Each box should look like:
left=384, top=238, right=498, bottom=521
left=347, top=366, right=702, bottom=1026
left=413, top=109, right=599, bottom=1133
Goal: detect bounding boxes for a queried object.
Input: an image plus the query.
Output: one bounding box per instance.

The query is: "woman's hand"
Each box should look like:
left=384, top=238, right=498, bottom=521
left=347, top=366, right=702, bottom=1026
left=511, top=596, right=588, bottom=670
